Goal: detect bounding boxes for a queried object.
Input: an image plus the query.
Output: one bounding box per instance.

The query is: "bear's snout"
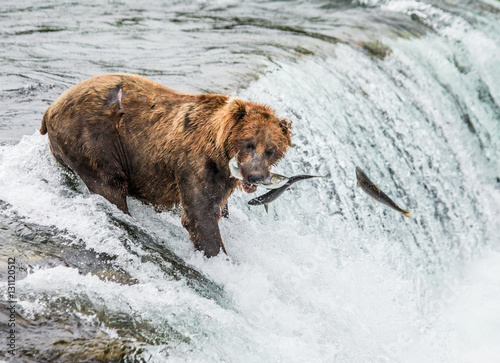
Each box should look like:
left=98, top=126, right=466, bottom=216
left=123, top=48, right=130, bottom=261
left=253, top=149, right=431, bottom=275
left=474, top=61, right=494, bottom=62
left=240, top=159, right=269, bottom=187
left=239, top=157, right=269, bottom=194
left=247, top=173, right=264, bottom=184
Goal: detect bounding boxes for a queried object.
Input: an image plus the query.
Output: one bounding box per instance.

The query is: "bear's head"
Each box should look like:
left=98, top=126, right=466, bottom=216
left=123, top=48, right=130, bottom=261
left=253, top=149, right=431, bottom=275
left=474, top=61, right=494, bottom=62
left=224, top=98, right=293, bottom=193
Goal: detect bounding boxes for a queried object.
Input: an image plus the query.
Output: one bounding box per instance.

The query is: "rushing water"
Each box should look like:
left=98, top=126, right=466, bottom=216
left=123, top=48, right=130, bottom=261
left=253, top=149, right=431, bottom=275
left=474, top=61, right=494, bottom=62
left=1, top=0, right=500, bottom=362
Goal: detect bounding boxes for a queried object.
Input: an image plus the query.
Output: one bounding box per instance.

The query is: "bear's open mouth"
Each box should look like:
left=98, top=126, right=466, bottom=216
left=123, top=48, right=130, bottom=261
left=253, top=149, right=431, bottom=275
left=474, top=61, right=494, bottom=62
left=241, top=181, right=258, bottom=193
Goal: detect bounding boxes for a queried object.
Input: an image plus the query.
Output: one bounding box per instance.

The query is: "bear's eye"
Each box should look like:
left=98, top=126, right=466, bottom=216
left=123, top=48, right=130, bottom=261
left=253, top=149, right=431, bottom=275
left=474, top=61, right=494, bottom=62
left=246, top=142, right=255, bottom=151
left=265, top=149, right=274, bottom=158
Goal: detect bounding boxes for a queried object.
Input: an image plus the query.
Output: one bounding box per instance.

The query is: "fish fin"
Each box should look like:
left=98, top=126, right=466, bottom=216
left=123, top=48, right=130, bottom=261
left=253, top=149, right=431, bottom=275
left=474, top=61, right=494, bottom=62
left=356, top=182, right=360, bottom=188
left=264, top=204, right=269, bottom=213
left=375, top=185, right=380, bottom=191
left=401, top=209, right=412, bottom=218
left=371, top=198, right=376, bottom=204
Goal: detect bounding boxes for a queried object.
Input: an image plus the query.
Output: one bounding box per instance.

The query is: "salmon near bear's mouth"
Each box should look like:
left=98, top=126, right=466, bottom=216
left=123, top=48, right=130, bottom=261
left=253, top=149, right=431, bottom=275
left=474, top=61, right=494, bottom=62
left=229, top=154, right=258, bottom=193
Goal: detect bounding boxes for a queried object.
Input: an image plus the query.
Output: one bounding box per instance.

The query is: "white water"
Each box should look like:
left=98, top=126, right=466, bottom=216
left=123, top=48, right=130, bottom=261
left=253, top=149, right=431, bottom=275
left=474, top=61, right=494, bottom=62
left=1, top=0, right=500, bottom=362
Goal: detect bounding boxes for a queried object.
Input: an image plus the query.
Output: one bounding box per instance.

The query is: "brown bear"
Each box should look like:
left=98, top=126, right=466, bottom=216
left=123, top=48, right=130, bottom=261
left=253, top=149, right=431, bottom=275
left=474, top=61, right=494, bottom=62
left=40, top=74, right=292, bottom=257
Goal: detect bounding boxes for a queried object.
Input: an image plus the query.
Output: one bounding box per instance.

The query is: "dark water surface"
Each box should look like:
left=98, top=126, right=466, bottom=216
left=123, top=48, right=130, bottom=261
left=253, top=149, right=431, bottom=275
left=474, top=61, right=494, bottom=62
left=0, top=0, right=430, bottom=143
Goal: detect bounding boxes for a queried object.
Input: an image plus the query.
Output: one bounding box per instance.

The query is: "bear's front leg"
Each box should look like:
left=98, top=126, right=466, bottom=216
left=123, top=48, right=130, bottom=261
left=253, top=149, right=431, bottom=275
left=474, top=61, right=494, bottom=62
left=177, top=171, right=227, bottom=257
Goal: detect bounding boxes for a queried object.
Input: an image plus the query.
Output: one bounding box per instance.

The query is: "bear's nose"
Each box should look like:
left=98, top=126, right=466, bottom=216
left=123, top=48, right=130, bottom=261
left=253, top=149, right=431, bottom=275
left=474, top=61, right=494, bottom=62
left=247, top=173, right=264, bottom=184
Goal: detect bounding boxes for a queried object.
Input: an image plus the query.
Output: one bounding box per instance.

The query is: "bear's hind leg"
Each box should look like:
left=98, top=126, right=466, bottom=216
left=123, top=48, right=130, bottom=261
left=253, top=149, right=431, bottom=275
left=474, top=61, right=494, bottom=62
left=49, top=132, right=130, bottom=214
left=79, top=173, right=130, bottom=214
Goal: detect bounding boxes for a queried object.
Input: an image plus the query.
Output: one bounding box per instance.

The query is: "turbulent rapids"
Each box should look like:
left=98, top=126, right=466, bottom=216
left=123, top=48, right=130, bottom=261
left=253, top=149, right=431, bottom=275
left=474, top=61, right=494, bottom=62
left=1, top=0, right=500, bottom=362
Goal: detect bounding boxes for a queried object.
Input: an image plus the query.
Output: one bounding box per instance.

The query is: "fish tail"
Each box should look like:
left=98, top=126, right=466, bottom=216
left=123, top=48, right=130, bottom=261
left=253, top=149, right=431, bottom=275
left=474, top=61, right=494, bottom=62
left=401, top=209, right=412, bottom=218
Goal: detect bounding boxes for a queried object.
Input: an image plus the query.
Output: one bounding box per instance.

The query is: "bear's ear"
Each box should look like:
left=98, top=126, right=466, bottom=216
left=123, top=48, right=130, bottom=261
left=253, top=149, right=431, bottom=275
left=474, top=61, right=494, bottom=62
left=279, top=118, right=293, bottom=145
left=228, top=98, right=247, bottom=122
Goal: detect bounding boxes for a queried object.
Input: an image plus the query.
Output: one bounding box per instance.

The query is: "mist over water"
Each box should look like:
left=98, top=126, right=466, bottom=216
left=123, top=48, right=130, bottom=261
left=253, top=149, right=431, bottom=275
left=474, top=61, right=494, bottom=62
left=1, top=0, right=500, bottom=362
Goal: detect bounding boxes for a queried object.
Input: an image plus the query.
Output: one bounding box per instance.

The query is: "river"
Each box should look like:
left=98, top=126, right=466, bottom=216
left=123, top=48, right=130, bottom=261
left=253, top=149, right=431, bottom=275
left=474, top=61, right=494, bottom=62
left=1, top=0, right=500, bottom=361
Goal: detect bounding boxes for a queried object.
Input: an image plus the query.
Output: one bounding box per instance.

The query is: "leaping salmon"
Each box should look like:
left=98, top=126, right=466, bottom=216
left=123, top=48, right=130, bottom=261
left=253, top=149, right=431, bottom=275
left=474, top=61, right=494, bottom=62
left=355, top=166, right=412, bottom=218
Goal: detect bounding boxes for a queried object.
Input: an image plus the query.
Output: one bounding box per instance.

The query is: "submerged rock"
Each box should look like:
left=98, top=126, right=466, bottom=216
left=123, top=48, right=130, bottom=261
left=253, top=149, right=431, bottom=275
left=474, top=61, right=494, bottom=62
left=360, top=41, right=392, bottom=59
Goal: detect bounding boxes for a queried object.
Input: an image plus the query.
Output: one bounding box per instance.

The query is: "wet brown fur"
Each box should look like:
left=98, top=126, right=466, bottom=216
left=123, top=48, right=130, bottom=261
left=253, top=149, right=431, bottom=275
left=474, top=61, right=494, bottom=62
left=40, top=74, right=292, bottom=257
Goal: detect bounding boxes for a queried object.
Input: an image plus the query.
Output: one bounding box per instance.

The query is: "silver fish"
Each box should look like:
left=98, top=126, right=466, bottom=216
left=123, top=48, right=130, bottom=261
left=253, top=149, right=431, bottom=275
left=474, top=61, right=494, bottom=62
left=229, top=153, right=289, bottom=189
left=261, top=173, right=289, bottom=189
left=229, top=153, right=243, bottom=180
left=248, top=174, right=322, bottom=212
left=356, top=166, right=412, bottom=218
